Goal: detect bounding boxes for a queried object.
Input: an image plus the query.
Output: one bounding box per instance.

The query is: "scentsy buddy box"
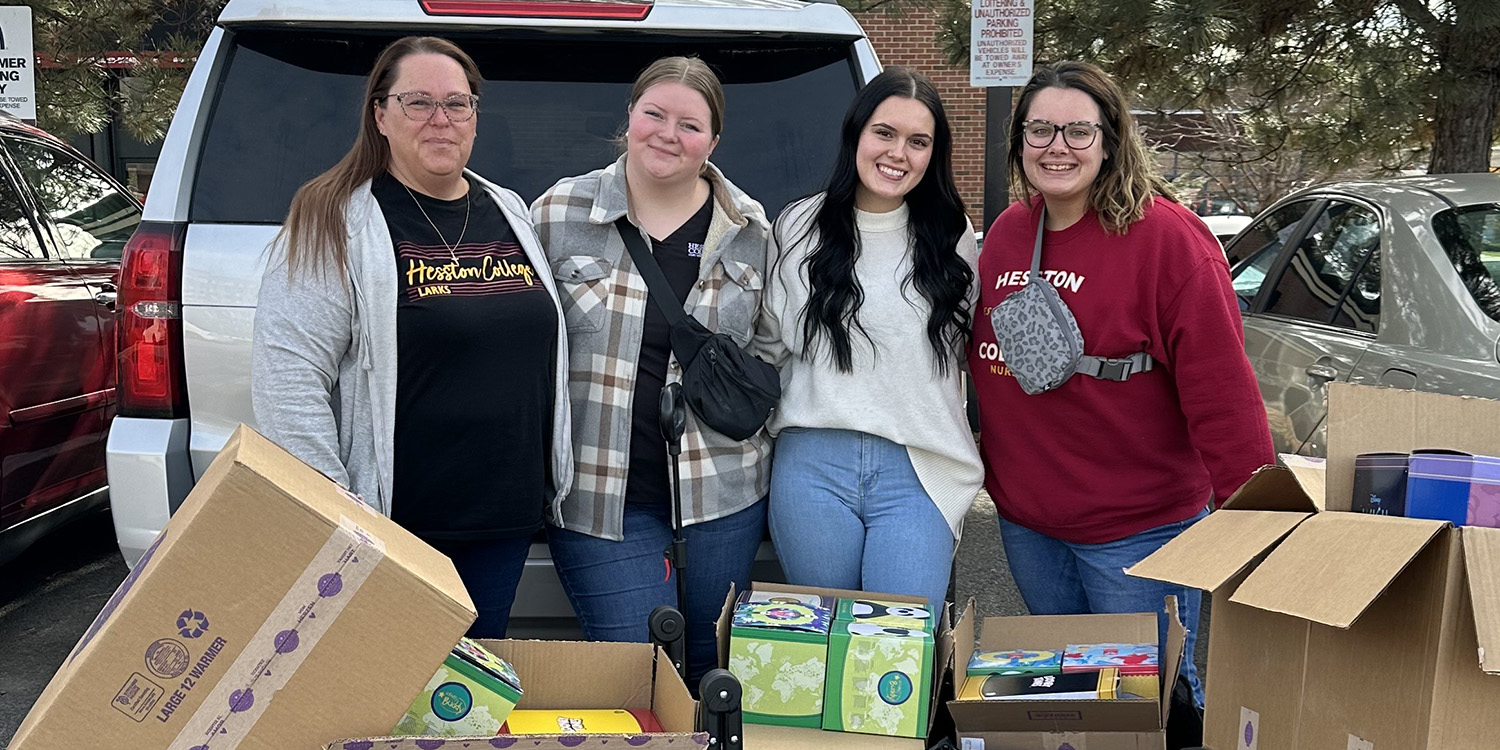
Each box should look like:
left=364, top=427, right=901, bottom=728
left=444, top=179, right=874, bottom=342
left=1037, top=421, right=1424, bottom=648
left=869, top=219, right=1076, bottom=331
left=834, top=598, right=935, bottom=630
left=393, top=638, right=522, bottom=736
left=967, top=649, right=1062, bottom=676
left=729, top=602, right=833, bottom=728
left=822, top=621, right=934, bottom=738
left=1062, top=643, right=1158, bottom=675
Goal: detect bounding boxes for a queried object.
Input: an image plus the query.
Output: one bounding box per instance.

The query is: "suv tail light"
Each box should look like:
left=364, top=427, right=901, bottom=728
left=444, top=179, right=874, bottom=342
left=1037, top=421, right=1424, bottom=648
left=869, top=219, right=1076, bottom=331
left=419, top=0, right=653, bottom=20
left=118, top=222, right=188, bottom=418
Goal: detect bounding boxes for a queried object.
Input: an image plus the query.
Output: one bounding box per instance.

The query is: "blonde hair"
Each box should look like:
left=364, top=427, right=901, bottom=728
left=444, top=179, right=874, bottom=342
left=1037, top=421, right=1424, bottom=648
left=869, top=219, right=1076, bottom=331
left=627, top=56, right=725, bottom=137
left=278, top=36, right=481, bottom=280
left=1007, top=61, right=1174, bottom=234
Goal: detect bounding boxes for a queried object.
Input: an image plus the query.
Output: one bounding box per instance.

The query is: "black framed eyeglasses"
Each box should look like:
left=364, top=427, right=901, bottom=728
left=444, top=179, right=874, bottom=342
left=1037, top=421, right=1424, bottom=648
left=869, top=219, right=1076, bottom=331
left=1021, top=120, right=1102, bottom=150
left=378, top=92, right=479, bottom=122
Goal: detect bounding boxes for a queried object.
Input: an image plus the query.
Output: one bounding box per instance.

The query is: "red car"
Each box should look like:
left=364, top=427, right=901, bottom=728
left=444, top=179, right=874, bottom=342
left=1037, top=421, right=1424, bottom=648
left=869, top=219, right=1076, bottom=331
left=0, top=114, right=141, bottom=565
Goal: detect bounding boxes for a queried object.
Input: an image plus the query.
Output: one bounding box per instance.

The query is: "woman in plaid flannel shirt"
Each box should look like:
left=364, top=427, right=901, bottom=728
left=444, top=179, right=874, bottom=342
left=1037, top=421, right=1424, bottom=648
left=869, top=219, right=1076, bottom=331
left=530, top=57, right=773, bottom=685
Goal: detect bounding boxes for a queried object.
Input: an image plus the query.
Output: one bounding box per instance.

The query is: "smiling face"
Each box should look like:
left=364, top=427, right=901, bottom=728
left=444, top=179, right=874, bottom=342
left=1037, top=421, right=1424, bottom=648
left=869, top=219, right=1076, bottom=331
left=1020, top=86, right=1108, bottom=217
left=625, top=81, right=718, bottom=186
left=374, top=52, right=475, bottom=193
left=854, top=95, right=935, bottom=213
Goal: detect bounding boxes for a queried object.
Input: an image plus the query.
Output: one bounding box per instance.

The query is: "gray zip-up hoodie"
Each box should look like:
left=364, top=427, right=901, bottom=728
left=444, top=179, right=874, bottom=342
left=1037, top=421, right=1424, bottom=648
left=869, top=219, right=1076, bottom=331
left=252, top=172, right=573, bottom=518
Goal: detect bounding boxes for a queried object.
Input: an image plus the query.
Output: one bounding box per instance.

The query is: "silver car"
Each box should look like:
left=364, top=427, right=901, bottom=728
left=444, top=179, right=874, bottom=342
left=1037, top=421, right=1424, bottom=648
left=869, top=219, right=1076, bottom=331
left=1226, top=174, right=1500, bottom=456
left=106, top=0, right=882, bottom=634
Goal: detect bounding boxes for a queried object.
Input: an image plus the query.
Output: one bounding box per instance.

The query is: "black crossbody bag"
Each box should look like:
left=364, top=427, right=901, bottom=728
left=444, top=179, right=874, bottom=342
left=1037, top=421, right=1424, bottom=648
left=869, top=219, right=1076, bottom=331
left=615, top=217, right=780, bottom=440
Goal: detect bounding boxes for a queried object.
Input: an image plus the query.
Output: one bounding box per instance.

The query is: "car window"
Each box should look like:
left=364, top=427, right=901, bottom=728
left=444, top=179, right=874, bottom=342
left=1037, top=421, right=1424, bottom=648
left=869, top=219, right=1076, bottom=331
left=193, top=29, right=859, bottom=225
left=6, top=137, right=141, bottom=260
left=1432, top=204, right=1500, bottom=323
left=0, top=167, right=41, bottom=259
left=1263, top=200, right=1380, bottom=332
left=1228, top=200, right=1315, bottom=308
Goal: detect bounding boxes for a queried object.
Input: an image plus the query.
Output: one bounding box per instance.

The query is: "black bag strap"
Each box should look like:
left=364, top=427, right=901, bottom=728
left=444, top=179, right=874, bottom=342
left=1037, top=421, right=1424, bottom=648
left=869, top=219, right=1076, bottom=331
left=615, top=217, right=688, bottom=327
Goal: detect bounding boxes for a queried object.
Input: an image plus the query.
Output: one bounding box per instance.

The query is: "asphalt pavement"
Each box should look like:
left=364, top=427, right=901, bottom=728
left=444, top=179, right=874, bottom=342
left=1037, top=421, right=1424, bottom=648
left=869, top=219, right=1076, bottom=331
left=0, top=494, right=1207, bottom=746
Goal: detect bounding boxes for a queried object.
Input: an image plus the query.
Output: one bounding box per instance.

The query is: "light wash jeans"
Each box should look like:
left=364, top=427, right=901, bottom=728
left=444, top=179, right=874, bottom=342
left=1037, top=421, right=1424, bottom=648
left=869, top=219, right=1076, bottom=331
left=998, top=507, right=1210, bottom=707
left=769, top=427, right=954, bottom=611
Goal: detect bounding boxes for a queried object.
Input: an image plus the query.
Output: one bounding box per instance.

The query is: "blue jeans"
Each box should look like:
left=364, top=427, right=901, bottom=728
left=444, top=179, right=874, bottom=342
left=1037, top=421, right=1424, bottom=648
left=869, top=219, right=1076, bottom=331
left=769, top=428, right=955, bottom=611
left=424, top=535, right=533, bottom=639
left=547, top=499, right=766, bottom=686
left=998, top=508, right=1209, bottom=707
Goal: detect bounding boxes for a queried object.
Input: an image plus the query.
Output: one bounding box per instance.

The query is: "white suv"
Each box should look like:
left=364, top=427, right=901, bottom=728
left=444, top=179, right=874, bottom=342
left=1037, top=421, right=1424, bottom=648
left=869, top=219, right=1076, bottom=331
left=106, top=0, right=880, bottom=632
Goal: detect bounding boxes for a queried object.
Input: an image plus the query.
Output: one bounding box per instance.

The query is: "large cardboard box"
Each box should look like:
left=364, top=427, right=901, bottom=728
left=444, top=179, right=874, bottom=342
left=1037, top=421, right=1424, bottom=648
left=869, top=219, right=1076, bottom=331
left=1127, top=383, right=1500, bottom=750
left=10, top=425, right=477, bottom=750
left=326, top=639, right=703, bottom=748
left=717, top=582, right=954, bottom=749
left=946, top=598, right=1185, bottom=750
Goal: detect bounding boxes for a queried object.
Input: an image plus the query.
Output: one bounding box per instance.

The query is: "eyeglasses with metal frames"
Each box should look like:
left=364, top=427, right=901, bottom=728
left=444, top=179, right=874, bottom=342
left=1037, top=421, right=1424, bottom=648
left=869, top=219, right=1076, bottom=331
left=1021, top=120, right=1102, bottom=150
left=378, top=92, right=479, bottom=122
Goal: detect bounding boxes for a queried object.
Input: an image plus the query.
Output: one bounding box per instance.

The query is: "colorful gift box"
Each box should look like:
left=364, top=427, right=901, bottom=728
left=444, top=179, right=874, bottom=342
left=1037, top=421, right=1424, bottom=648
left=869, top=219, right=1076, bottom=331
left=1351, top=452, right=1410, bottom=517
left=1468, top=455, right=1500, bottom=528
left=833, top=597, right=935, bottom=631
left=727, top=601, right=833, bottom=728
left=822, top=621, right=934, bottom=738
left=1407, top=449, right=1473, bottom=525
left=736, top=588, right=829, bottom=608
left=966, top=649, right=1062, bottom=677
left=393, top=638, right=523, bottom=737
left=1062, top=643, right=1159, bottom=676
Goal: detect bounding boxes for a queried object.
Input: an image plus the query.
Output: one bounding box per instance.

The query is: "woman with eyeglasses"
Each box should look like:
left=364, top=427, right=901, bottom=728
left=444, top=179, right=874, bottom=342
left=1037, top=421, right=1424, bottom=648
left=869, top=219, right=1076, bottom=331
left=252, top=36, right=571, bottom=639
left=968, top=61, right=1272, bottom=707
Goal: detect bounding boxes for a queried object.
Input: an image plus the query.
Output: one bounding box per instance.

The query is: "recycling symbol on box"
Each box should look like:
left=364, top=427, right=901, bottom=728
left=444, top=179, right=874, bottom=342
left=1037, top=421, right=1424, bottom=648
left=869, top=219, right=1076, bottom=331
left=177, top=609, right=210, bottom=639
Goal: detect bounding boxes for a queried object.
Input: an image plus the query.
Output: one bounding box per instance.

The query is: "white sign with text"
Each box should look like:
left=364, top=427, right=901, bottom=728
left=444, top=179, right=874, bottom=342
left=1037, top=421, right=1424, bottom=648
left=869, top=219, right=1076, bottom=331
left=0, top=7, right=35, bottom=120
left=969, top=0, right=1034, bottom=88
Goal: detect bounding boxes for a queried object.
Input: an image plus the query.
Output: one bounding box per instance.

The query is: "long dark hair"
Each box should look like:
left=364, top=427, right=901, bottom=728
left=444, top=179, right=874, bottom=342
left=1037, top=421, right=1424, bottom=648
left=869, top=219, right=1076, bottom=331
left=785, top=67, right=972, bottom=375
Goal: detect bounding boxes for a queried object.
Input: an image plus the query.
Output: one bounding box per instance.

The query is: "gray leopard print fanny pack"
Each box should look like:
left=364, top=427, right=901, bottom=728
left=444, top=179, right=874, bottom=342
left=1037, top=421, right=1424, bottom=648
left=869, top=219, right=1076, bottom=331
left=990, top=206, right=1154, bottom=395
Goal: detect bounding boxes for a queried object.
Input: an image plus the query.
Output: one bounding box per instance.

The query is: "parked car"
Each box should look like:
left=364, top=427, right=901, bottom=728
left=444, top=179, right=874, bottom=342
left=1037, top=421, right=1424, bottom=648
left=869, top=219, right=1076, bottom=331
left=1201, top=213, right=1252, bottom=246
left=105, top=0, right=880, bottom=633
left=0, top=114, right=142, bottom=566
left=1225, top=174, right=1500, bottom=457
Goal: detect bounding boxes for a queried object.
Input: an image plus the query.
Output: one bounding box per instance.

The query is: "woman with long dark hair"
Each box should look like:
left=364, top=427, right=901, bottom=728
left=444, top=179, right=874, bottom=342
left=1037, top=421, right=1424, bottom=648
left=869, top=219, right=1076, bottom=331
left=756, top=67, right=981, bottom=609
left=252, top=36, right=572, bottom=638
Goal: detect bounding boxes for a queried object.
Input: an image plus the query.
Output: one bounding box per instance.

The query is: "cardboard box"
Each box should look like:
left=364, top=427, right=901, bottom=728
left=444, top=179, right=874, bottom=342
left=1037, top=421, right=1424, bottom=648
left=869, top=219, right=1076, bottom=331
left=947, top=599, right=1184, bottom=750
left=10, top=425, right=477, bottom=750
left=1126, top=383, right=1500, bottom=750
left=728, top=601, right=833, bottom=728
left=717, top=582, right=954, bottom=749
left=328, top=639, right=703, bottom=749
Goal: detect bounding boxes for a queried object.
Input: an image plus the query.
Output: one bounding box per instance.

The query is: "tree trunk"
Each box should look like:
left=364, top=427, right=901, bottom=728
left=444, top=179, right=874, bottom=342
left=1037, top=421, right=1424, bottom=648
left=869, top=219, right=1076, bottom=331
left=1427, top=4, right=1500, bottom=174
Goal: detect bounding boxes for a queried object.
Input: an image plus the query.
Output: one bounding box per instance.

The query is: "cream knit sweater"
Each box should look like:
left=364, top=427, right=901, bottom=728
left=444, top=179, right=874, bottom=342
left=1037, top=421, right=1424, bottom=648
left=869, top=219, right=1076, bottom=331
left=755, top=195, right=983, bottom=538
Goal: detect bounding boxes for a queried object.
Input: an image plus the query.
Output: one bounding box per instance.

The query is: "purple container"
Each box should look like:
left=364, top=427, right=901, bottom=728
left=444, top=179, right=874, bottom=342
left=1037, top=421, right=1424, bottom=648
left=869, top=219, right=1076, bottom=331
left=1406, top=449, right=1473, bottom=526
left=1468, top=454, right=1500, bottom=528
left=1351, top=452, right=1409, bottom=516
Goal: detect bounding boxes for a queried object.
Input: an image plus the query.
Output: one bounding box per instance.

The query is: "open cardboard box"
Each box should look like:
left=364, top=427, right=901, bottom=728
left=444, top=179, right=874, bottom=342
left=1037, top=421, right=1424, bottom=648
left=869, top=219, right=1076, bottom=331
left=1127, top=383, right=1500, bottom=749
left=947, top=597, right=1184, bottom=750
left=325, top=639, right=705, bottom=749
left=716, top=582, right=954, bottom=749
left=10, top=426, right=477, bottom=750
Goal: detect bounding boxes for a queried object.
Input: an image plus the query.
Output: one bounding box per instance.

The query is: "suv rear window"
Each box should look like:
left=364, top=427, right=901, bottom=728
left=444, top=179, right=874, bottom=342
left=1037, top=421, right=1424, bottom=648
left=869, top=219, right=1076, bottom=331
left=192, top=28, right=859, bottom=224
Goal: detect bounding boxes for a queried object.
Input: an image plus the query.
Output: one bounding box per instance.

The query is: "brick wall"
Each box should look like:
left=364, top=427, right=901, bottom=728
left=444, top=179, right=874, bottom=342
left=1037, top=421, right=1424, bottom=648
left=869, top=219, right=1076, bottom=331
left=852, top=6, right=989, bottom=231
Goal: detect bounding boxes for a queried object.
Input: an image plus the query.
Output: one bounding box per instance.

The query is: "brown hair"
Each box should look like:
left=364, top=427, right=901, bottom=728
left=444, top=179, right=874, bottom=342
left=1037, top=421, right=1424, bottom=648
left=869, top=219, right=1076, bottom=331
left=278, top=36, right=481, bottom=279
left=1007, top=60, right=1174, bottom=234
left=627, top=56, right=725, bottom=137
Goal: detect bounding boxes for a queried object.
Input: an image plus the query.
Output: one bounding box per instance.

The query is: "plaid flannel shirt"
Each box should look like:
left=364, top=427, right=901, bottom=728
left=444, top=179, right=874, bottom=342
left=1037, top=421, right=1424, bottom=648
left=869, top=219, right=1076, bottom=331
left=531, top=155, right=773, bottom=540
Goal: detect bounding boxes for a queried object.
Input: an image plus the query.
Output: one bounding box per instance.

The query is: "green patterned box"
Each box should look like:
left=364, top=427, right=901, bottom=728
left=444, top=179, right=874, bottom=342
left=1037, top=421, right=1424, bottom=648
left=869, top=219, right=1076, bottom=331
left=727, top=602, right=833, bottom=728
left=822, top=621, right=934, bottom=737
left=393, top=638, right=523, bottom=736
left=834, top=598, right=936, bottom=631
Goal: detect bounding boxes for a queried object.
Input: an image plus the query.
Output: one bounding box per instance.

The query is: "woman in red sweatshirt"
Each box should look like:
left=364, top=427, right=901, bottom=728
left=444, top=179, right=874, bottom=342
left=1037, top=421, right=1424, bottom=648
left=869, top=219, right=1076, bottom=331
left=969, top=61, right=1273, bottom=707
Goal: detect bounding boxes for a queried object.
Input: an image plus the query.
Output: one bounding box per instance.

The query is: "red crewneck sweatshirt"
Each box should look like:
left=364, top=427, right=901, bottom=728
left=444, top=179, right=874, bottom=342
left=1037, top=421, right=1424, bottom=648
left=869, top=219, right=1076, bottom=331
left=969, top=197, right=1273, bottom=544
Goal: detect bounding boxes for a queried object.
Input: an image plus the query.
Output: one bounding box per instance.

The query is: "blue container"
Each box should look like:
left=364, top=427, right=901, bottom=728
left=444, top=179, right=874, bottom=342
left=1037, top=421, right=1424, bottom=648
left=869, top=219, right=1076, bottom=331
left=1351, top=452, right=1409, bottom=516
left=1406, top=449, right=1472, bottom=526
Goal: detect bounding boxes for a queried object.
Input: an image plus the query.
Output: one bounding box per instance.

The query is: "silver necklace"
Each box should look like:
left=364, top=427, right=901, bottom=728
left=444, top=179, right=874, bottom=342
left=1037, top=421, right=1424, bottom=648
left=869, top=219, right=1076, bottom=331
left=402, top=182, right=469, bottom=264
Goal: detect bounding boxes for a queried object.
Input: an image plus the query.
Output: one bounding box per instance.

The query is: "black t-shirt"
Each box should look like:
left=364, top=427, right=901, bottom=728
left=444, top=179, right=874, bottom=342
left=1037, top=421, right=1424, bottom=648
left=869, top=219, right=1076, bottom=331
left=372, top=172, right=558, bottom=540
left=625, top=195, right=713, bottom=507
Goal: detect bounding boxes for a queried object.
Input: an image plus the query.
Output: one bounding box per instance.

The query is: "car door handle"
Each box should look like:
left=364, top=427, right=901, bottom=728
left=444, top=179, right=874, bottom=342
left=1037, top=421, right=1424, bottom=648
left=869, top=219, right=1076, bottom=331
left=1306, top=363, right=1339, bottom=382
left=94, top=289, right=118, bottom=310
